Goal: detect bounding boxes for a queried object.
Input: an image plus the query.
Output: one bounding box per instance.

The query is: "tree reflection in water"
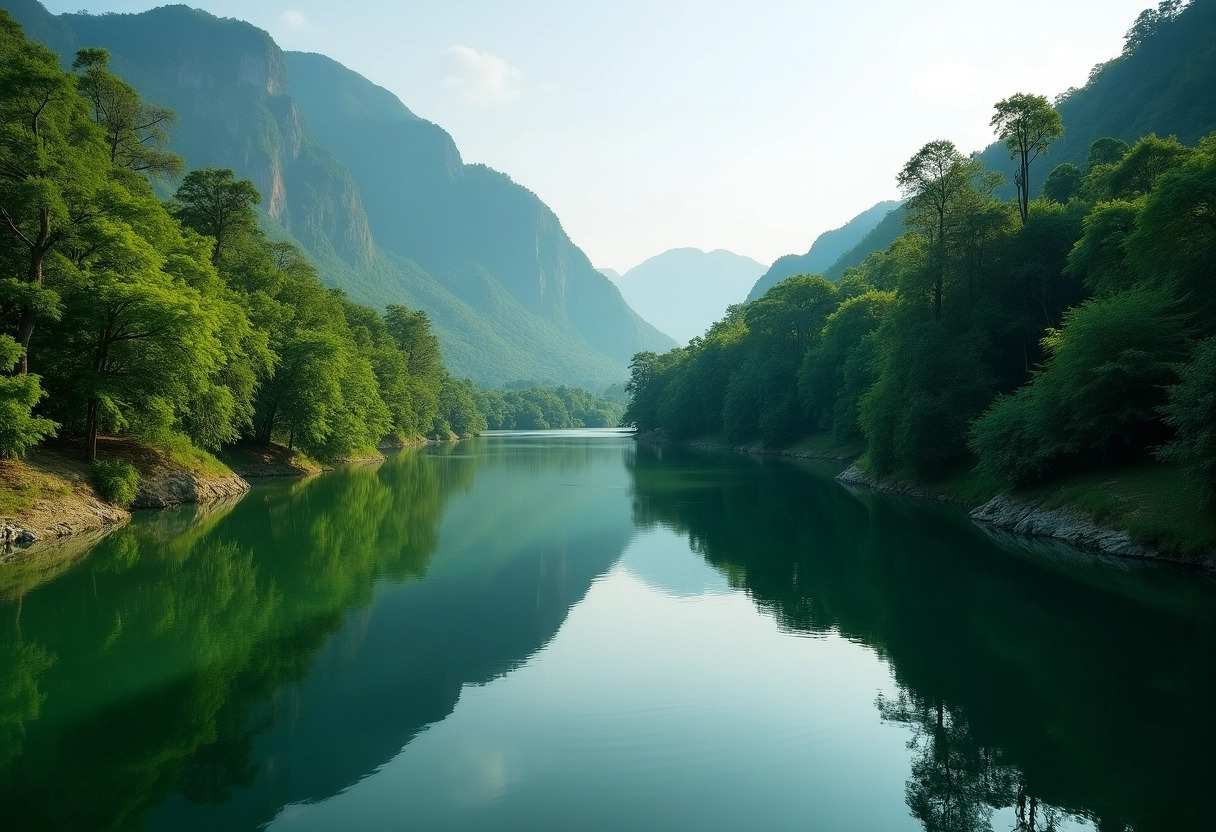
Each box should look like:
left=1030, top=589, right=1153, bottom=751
left=627, top=442, right=1216, bottom=832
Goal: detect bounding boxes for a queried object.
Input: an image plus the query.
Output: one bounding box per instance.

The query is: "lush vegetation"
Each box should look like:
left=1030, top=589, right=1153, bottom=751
left=4, top=3, right=673, bottom=390
left=624, top=11, right=1216, bottom=535
left=474, top=385, right=626, bottom=430
left=0, top=17, right=483, bottom=468
left=90, top=459, right=139, bottom=507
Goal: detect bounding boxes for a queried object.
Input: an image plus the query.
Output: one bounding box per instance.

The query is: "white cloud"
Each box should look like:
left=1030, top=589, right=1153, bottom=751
left=279, top=9, right=308, bottom=30
left=442, top=45, right=523, bottom=104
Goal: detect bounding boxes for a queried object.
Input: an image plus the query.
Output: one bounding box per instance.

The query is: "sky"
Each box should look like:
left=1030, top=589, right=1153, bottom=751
left=44, top=0, right=1153, bottom=272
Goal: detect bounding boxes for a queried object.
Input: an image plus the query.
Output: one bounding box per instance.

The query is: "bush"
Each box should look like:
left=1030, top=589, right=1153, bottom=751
left=970, top=287, right=1189, bottom=484
left=1158, top=337, right=1216, bottom=502
left=0, top=335, right=57, bottom=459
left=91, top=460, right=140, bottom=508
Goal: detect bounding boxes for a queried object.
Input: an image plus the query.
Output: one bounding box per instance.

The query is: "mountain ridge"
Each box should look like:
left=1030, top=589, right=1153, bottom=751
left=1, top=1, right=675, bottom=388
left=747, top=200, right=901, bottom=300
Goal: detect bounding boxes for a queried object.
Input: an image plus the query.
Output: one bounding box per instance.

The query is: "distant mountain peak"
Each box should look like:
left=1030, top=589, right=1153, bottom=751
left=613, top=248, right=767, bottom=345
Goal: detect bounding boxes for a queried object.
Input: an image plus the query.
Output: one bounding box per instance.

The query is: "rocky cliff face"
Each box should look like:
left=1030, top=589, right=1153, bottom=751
left=62, top=6, right=377, bottom=268
left=3, top=1, right=674, bottom=386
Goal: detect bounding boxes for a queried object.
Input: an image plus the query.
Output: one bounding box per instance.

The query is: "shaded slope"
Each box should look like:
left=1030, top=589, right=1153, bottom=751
left=2, top=1, right=673, bottom=388
left=284, top=50, right=675, bottom=365
left=748, top=200, right=900, bottom=299
left=977, top=0, right=1216, bottom=197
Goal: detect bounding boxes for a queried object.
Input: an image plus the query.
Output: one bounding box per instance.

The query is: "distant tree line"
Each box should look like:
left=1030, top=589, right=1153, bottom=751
left=474, top=386, right=625, bottom=430
left=625, top=87, right=1216, bottom=503
left=0, top=16, right=485, bottom=463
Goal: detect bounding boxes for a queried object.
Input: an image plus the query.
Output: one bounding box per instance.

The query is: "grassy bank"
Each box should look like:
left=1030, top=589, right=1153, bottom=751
left=1015, top=463, right=1216, bottom=561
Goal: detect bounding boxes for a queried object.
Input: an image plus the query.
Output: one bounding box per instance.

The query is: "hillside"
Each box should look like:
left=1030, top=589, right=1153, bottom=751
left=614, top=249, right=766, bottom=345
left=793, top=1, right=1216, bottom=288
left=747, top=200, right=900, bottom=300
left=2, top=1, right=674, bottom=389
left=977, top=0, right=1216, bottom=198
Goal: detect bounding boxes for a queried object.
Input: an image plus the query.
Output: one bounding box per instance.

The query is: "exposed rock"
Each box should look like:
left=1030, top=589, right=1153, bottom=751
left=969, top=493, right=1183, bottom=564
left=132, top=470, right=250, bottom=509
left=1, top=491, right=129, bottom=553
left=835, top=464, right=967, bottom=504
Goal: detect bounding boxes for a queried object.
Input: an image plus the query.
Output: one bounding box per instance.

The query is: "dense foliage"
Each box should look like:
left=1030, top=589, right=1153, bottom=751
left=474, top=386, right=626, bottom=430
left=0, top=16, right=485, bottom=463
left=3, top=2, right=673, bottom=390
left=626, top=76, right=1216, bottom=505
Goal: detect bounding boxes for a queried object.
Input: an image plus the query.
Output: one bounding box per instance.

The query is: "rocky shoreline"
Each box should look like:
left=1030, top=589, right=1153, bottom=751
left=837, top=463, right=1214, bottom=571
left=640, top=435, right=1214, bottom=571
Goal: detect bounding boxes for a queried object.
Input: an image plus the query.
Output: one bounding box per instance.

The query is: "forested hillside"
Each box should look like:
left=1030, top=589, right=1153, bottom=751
left=0, top=15, right=486, bottom=489
left=774, top=1, right=1216, bottom=292
left=0, top=0, right=674, bottom=389
left=624, top=1, right=1216, bottom=558
left=978, top=0, right=1216, bottom=197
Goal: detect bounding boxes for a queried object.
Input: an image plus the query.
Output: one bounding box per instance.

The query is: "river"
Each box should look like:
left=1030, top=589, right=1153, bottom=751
left=1, top=430, right=1213, bottom=831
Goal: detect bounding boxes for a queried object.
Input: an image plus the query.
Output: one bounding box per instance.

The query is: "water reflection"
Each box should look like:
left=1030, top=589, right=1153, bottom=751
left=1, top=434, right=1213, bottom=832
left=0, top=436, right=634, bottom=831
left=627, top=443, right=1216, bottom=832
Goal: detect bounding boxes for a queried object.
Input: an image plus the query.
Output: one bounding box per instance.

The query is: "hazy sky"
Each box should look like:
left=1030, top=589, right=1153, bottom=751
left=45, top=0, right=1151, bottom=271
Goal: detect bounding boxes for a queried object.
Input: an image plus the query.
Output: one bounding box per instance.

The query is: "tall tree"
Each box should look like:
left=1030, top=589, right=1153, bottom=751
left=0, top=13, right=108, bottom=373
left=71, top=48, right=183, bottom=178
left=990, top=93, right=1064, bottom=224
left=173, top=168, right=261, bottom=267
left=897, top=140, right=974, bottom=320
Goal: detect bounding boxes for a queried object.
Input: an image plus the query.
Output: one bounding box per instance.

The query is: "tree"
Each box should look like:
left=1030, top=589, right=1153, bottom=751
left=0, top=13, right=109, bottom=373
left=1158, top=337, right=1216, bottom=502
left=991, top=93, right=1064, bottom=224
left=1042, top=163, right=1083, bottom=203
left=173, top=169, right=261, bottom=267
left=1086, top=137, right=1130, bottom=170
left=970, top=287, right=1190, bottom=484
left=72, top=48, right=182, bottom=178
left=40, top=256, right=226, bottom=462
left=897, top=140, right=975, bottom=320
left=0, top=335, right=55, bottom=458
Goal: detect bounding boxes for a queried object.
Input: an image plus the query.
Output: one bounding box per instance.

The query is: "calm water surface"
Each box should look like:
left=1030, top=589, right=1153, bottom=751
left=1, top=431, right=1214, bottom=832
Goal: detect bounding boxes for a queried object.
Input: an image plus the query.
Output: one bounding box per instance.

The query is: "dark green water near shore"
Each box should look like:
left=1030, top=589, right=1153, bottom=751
left=1, top=430, right=1213, bottom=832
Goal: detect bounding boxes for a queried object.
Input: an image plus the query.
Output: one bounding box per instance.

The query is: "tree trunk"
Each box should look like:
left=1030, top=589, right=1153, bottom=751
left=16, top=242, right=46, bottom=375
left=1019, top=152, right=1031, bottom=225
left=15, top=307, right=35, bottom=375
left=935, top=216, right=945, bottom=322
left=84, top=397, right=99, bottom=463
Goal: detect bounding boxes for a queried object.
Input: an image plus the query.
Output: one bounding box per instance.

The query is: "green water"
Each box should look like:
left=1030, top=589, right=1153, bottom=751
left=1, top=431, right=1213, bottom=832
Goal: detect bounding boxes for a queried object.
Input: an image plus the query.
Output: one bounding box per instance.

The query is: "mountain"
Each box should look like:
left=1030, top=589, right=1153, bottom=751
left=614, top=249, right=767, bottom=345
left=977, top=0, right=1216, bottom=198
left=746, top=200, right=900, bottom=301
left=598, top=268, right=624, bottom=283
left=814, top=1, right=1216, bottom=286
left=2, top=1, right=675, bottom=389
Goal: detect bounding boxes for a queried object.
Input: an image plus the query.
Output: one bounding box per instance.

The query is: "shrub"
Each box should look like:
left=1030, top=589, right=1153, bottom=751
left=91, top=460, right=140, bottom=508
left=970, top=287, right=1189, bottom=484
left=1158, top=337, right=1216, bottom=502
left=0, top=335, right=57, bottom=459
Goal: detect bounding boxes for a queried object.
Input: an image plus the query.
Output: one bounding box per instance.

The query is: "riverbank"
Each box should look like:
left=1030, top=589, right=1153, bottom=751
left=636, top=430, right=863, bottom=463
left=1, top=439, right=251, bottom=551
left=1, top=435, right=466, bottom=554
left=840, top=461, right=1216, bottom=570
left=638, top=432, right=1216, bottom=570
